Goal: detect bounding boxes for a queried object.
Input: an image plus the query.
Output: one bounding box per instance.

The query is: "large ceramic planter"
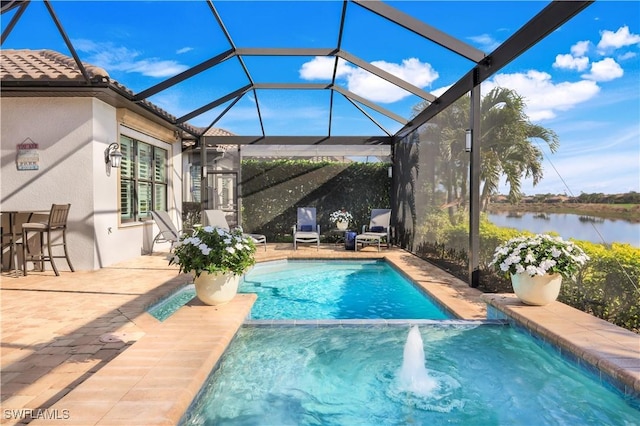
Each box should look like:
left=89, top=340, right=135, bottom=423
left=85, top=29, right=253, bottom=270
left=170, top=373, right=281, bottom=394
left=510, top=272, right=562, bottom=306
left=194, top=272, right=241, bottom=305
left=336, top=220, right=348, bottom=231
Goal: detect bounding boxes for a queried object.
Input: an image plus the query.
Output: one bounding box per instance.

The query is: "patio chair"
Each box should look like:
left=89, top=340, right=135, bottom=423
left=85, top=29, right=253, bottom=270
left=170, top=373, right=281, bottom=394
left=203, top=209, right=267, bottom=251
left=21, top=203, right=75, bottom=276
left=355, top=209, right=392, bottom=252
left=1, top=218, right=19, bottom=276
left=293, top=207, right=320, bottom=250
left=150, top=210, right=184, bottom=253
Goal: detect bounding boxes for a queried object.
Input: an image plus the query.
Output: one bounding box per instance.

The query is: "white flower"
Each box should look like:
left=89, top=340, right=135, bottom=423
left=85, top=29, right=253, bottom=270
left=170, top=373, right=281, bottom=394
left=329, top=209, right=354, bottom=223
left=492, top=233, right=588, bottom=279
left=526, top=265, right=539, bottom=275
left=184, top=236, right=201, bottom=246
left=168, top=225, right=257, bottom=278
left=540, top=259, right=556, bottom=271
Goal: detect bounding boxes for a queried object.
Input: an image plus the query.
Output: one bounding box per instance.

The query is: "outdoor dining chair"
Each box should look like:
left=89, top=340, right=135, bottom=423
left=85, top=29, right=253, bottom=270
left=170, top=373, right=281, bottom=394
left=21, top=203, right=75, bottom=276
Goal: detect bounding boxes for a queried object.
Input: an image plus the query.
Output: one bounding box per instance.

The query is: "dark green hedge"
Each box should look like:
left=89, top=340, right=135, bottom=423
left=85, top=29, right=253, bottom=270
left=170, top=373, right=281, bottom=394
left=240, top=159, right=391, bottom=241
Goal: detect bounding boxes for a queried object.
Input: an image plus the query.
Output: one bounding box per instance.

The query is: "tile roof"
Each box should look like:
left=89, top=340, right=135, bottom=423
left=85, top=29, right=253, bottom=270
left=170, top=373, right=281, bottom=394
left=0, top=49, right=109, bottom=82
left=202, top=127, right=235, bottom=137
left=0, top=49, right=233, bottom=141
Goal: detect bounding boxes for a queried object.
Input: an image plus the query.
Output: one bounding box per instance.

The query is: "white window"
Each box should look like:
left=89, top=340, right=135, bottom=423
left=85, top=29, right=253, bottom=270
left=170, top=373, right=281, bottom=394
left=119, top=135, right=168, bottom=222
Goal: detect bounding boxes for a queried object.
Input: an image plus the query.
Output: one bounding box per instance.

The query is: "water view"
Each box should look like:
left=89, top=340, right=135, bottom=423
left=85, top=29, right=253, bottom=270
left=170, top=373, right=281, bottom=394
left=488, top=212, right=640, bottom=247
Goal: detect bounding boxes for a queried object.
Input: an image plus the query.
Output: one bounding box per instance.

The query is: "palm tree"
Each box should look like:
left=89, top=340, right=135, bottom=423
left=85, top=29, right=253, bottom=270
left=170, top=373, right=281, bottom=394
left=412, top=87, right=558, bottom=217
left=479, top=87, right=558, bottom=208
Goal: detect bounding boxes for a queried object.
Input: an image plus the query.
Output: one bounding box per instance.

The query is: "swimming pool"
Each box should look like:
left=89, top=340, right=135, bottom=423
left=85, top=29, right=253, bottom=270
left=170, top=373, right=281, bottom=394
left=180, top=325, right=640, bottom=425
left=239, top=260, right=451, bottom=320
left=147, top=260, right=452, bottom=321
left=147, top=284, right=196, bottom=321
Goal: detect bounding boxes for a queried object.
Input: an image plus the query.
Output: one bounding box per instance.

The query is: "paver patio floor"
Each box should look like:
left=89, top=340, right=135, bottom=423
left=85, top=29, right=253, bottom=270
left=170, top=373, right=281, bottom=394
left=1, top=244, right=637, bottom=425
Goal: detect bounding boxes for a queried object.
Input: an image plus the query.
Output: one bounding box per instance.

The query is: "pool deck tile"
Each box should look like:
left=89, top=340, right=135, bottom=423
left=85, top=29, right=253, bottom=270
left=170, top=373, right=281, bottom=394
left=2, top=243, right=638, bottom=425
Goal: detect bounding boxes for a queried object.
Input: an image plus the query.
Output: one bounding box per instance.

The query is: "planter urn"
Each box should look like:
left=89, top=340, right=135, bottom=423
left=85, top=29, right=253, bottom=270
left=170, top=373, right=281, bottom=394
left=194, top=272, right=241, bottom=305
left=510, top=272, right=562, bottom=306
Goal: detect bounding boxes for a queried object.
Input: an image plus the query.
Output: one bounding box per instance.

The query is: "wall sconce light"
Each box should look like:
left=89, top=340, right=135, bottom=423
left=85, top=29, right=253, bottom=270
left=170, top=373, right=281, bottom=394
left=104, top=143, right=123, bottom=169
left=465, top=129, right=472, bottom=152
left=388, top=166, right=393, bottom=178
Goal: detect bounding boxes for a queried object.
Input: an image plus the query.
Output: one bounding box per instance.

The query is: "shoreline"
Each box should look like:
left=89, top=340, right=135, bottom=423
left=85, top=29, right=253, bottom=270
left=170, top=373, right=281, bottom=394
left=487, top=203, right=640, bottom=223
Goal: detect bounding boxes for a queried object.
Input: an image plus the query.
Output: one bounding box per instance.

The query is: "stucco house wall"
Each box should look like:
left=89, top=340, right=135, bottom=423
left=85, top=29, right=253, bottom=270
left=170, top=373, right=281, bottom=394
left=1, top=96, right=182, bottom=271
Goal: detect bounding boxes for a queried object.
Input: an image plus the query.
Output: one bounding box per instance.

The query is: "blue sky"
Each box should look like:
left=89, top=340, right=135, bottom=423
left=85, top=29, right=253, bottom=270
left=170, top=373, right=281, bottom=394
left=2, top=0, right=639, bottom=196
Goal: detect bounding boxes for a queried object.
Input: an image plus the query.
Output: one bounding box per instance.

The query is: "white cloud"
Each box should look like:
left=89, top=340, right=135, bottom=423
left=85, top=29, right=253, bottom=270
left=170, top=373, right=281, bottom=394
left=299, top=57, right=438, bottom=103
left=126, top=60, right=189, bottom=78
left=484, top=70, right=600, bottom=121
left=299, top=56, right=351, bottom=80
left=467, top=34, right=500, bottom=52
left=176, top=47, right=194, bottom=55
left=73, top=38, right=188, bottom=78
left=597, top=26, right=640, bottom=52
left=570, top=40, right=591, bottom=56
left=553, top=53, right=589, bottom=71
left=553, top=40, right=591, bottom=71
left=618, top=51, right=637, bottom=61
left=516, top=123, right=640, bottom=195
left=582, top=57, right=624, bottom=82
left=431, top=85, right=450, bottom=98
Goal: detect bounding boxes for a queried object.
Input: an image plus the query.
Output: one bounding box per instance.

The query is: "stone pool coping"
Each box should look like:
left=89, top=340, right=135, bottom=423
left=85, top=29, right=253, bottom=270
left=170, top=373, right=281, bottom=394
left=484, top=293, right=640, bottom=398
left=24, top=247, right=638, bottom=425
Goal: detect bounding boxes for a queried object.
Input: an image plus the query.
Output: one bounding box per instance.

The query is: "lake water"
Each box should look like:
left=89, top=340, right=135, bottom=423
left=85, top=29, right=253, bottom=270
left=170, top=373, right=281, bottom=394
left=488, top=212, right=640, bottom=247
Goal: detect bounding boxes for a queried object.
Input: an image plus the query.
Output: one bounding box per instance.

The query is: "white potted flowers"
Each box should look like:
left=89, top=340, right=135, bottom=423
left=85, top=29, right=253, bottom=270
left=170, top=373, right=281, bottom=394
left=490, top=233, right=589, bottom=305
left=170, top=226, right=256, bottom=305
left=329, top=209, right=353, bottom=231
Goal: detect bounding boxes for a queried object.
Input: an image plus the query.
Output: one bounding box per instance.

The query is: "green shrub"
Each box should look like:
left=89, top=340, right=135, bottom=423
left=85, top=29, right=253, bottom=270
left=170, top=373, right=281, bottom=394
left=560, top=242, right=640, bottom=332
left=241, top=160, right=391, bottom=240
left=413, top=211, right=640, bottom=332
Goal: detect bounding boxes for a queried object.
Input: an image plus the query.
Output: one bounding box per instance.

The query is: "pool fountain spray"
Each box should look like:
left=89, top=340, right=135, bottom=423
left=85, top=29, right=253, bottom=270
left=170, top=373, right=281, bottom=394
left=399, top=325, right=437, bottom=396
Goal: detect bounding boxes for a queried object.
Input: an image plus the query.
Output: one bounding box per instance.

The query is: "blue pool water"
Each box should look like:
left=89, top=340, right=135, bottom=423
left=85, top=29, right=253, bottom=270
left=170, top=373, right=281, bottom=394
left=181, top=325, right=640, bottom=425
left=239, top=260, right=451, bottom=320
left=148, top=284, right=195, bottom=321
left=147, top=260, right=449, bottom=321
